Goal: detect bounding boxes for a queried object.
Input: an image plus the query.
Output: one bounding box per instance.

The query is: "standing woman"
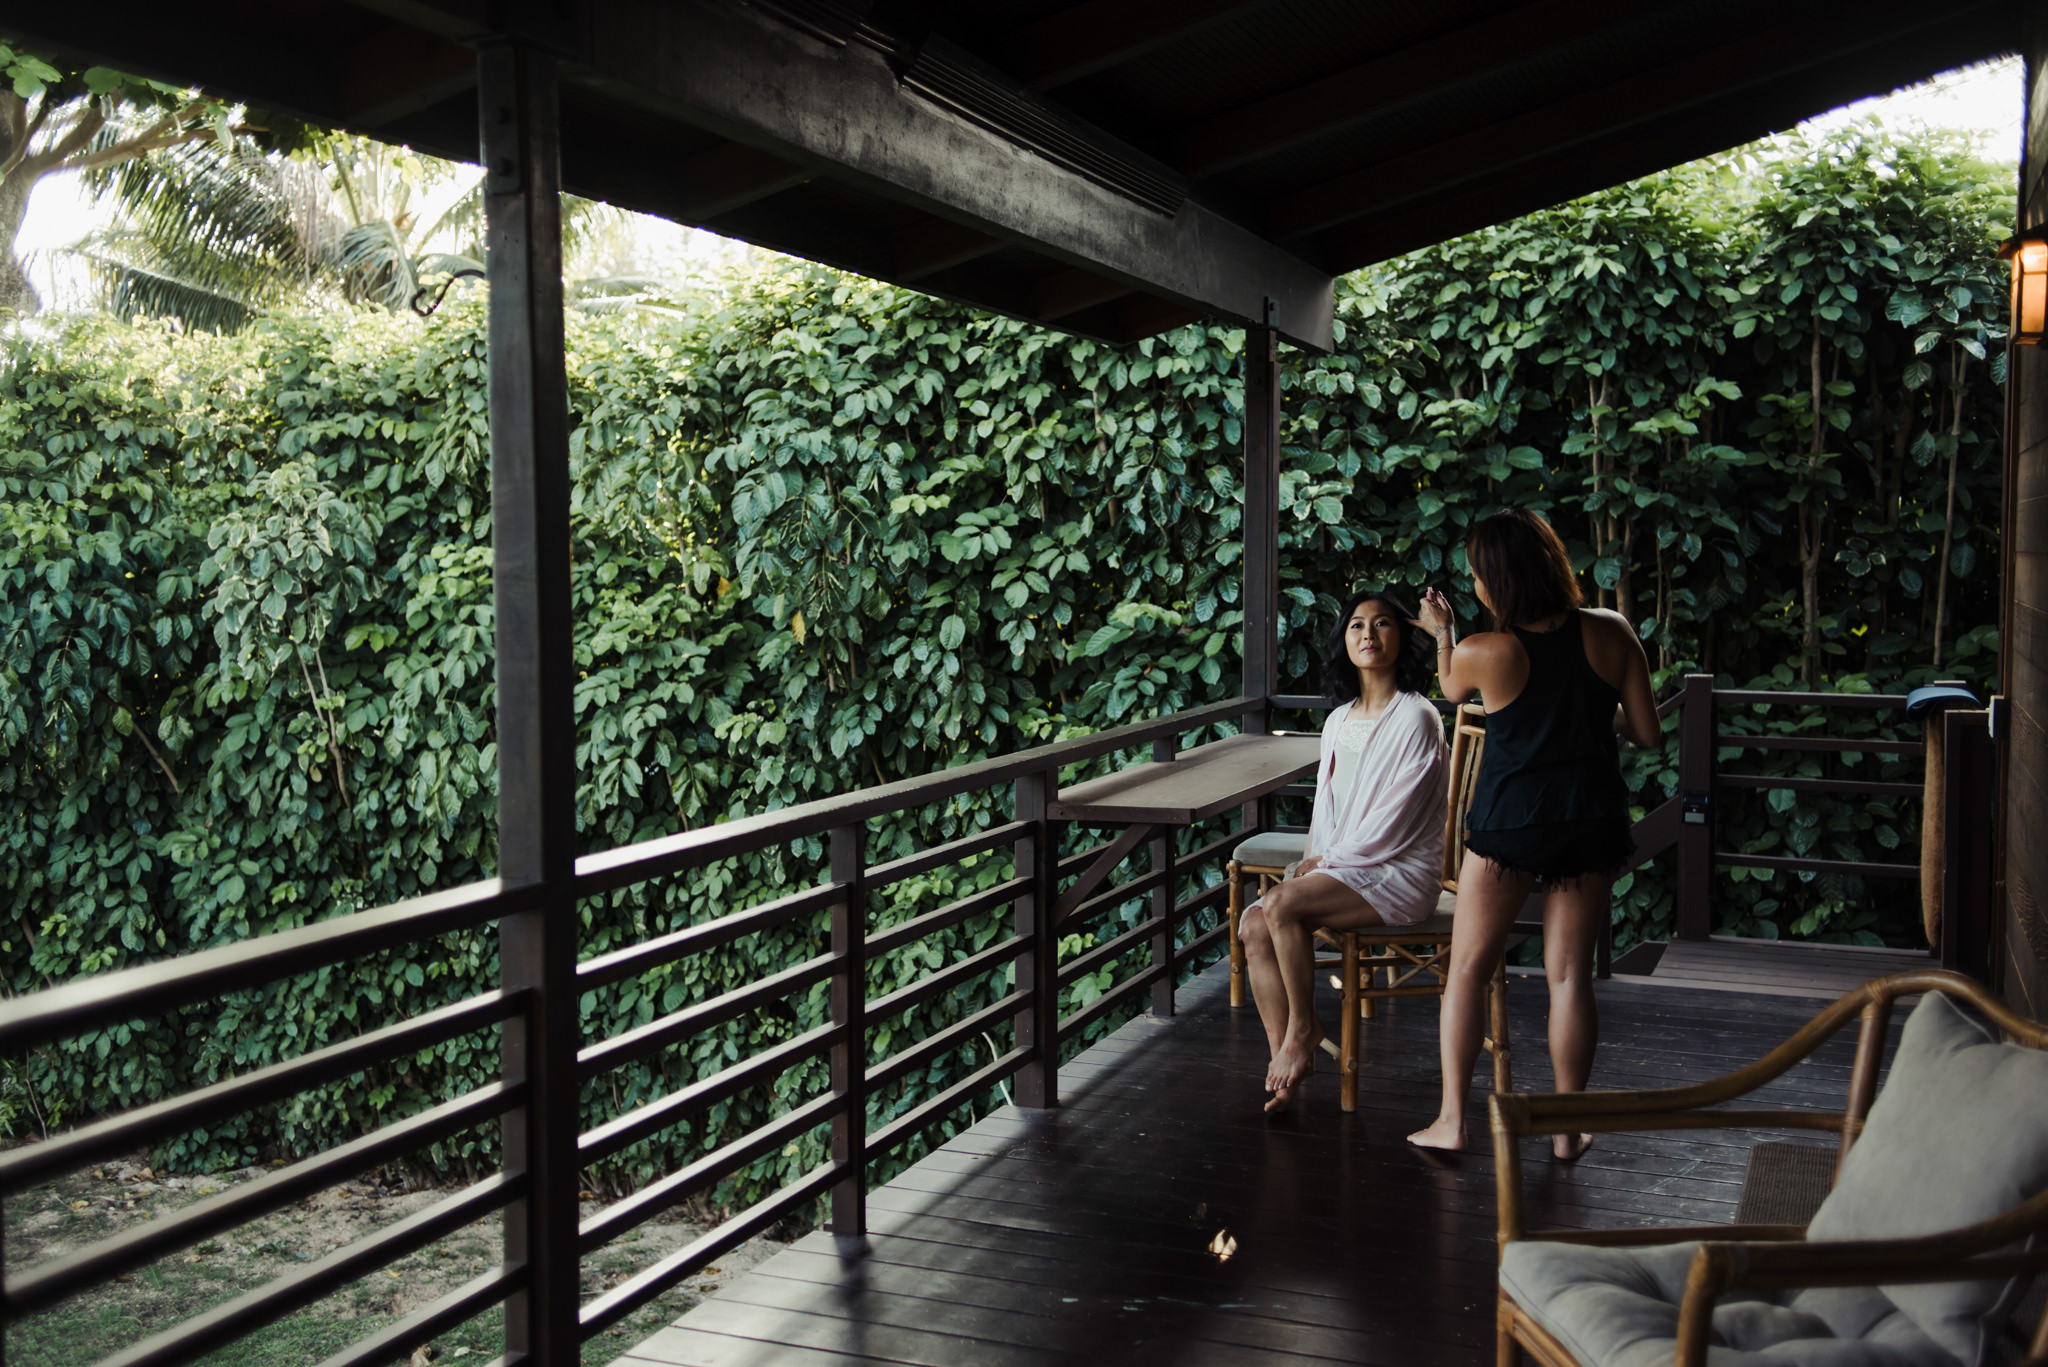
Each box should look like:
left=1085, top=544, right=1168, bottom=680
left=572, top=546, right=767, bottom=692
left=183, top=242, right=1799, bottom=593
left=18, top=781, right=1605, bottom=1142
left=1238, top=589, right=1447, bottom=1113
left=1409, top=510, right=1659, bottom=1156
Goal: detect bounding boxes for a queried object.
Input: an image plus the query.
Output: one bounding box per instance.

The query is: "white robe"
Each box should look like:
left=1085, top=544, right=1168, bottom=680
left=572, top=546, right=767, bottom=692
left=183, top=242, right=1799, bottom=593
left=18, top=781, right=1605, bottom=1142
left=1295, top=690, right=1448, bottom=926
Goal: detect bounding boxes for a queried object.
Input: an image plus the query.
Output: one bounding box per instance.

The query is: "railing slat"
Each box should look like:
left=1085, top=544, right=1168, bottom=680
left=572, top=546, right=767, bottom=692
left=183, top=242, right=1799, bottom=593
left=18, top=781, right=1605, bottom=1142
left=1716, top=734, right=1923, bottom=756
left=1716, top=774, right=1925, bottom=797
left=6, top=1083, right=523, bottom=1317
left=867, top=1045, right=1032, bottom=1158
left=578, top=1022, right=845, bottom=1165
left=578, top=1091, right=842, bottom=1256
left=865, top=990, right=1031, bottom=1095
left=0, top=989, right=525, bottom=1193
left=1715, top=690, right=1910, bottom=709
left=577, top=952, right=839, bottom=1077
left=87, top=1174, right=519, bottom=1367
left=867, top=820, right=1028, bottom=891
left=1715, top=852, right=1918, bottom=879
left=576, top=883, right=838, bottom=990
left=0, top=879, right=526, bottom=1050
left=1060, top=960, right=1168, bottom=1039
left=866, top=934, right=1032, bottom=1027
left=865, top=877, right=1028, bottom=958
left=577, top=1162, right=845, bottom=1339
left=312, top=1265, right=524, bottom=1367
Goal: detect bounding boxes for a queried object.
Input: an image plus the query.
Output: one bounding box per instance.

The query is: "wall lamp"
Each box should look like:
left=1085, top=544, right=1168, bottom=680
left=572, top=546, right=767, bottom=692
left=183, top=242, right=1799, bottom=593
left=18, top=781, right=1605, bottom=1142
left=2000, top=228, right=2048, bottom=345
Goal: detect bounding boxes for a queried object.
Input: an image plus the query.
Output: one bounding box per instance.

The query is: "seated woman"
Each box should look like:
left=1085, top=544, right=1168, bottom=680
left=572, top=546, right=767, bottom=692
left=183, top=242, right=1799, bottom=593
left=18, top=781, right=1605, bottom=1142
left=1240, top=589, right=1448, bottom=1113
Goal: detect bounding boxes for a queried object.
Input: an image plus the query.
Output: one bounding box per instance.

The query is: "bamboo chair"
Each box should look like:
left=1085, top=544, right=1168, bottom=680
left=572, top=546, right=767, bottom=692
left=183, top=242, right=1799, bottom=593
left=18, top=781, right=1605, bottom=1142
left=1492, top=969, right=2048, bottom=1367
left=1224, top=703, right=1510, bottom=1113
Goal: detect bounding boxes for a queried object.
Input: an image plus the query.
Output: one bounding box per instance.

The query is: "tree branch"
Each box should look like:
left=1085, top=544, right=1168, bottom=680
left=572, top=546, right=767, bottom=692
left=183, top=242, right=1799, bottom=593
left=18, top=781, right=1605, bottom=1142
left=133, top=726, right=183, bottom=795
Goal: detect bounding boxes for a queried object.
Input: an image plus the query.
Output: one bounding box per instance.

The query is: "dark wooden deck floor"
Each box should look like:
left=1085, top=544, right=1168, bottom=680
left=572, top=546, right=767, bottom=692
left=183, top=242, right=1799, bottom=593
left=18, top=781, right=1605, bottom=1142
left=611, top=962, right=1893, bottom=1367
left=1612, top=936, right=1935, bottom=1000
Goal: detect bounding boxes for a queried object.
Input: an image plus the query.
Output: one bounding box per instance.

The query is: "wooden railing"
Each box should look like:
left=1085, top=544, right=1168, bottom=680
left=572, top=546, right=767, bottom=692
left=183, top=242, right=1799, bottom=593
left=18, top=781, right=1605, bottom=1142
left=0, top=677, right=1996, bottom=1365
left=0, top=696, right=1266, bottom=1367
left=1277, top=675, right=1993, bottom=973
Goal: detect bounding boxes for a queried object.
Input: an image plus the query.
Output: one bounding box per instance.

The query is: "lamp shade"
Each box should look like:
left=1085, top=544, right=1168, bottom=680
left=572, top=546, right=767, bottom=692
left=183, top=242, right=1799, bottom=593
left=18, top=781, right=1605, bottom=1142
left=2002, top=231, right=2048, bottom=345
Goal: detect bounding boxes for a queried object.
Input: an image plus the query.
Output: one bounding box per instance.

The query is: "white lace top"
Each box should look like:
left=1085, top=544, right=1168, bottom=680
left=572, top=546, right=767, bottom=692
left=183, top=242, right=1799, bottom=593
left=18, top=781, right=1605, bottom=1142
left=1330, top=708, right=1375, bottom=808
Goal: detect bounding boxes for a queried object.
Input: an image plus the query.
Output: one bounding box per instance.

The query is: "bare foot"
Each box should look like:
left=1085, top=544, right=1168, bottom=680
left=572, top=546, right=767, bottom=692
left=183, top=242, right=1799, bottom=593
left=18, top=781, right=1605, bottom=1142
left=1406, top=1116, right=1466, bottom=1151
left=1553, top=1132, right=1594, bottom=1162
left=1263, top=1082, right=1299, bottom=1115
left=1264, top=1022, right=1324, bottom=1095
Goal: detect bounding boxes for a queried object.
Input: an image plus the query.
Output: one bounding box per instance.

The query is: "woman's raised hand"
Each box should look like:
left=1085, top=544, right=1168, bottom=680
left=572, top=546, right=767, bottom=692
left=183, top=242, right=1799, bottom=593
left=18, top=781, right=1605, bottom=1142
left=1417, top=587, right=1454, bottom=643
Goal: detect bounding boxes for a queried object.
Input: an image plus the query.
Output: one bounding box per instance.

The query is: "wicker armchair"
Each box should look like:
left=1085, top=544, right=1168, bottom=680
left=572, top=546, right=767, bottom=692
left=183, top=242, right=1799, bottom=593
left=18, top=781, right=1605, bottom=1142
left=1491, top=969, right=2048, bottom=1367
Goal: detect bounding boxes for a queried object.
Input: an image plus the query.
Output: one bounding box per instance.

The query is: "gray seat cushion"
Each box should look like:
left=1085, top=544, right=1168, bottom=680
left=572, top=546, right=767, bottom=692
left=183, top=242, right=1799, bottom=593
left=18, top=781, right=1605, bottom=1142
left=1807, top=993, right=2048, bottom=1365
left=1500, top=1240, right=1955, bottom=1367
left=1500, top=991, right=2048, bottom=1367
left=1231, top=831, right=1306, bottom=868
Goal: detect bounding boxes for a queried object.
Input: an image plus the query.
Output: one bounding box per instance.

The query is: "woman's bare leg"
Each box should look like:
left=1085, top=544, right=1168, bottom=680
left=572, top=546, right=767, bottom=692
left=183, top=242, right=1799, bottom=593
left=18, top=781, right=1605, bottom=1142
left=1541, top=876, right=1610, bottom=1159
left=1409, top=851, right=1531, bottom=1151
left=1239, top=901, right=1289, bottom=1062
left=1261, top=875, right=1382, bottom=1107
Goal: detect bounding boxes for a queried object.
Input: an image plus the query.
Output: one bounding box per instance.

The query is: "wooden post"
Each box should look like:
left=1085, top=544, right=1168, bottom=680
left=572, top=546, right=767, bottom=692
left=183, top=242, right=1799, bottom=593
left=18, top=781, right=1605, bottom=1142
left=829, top=823, right=868, bottom=1250
left=1151, top=738, right=1177, bottom=1016
left=1013, top=773, right=1059, bottom=1108
left=481, top=40, right=580, bottom=1366
left=1943, top=709, right=1996, bottom=983
left=1675, top=673, right=1715, bottom=941
left=1243, top=313, right=1280, bottom=734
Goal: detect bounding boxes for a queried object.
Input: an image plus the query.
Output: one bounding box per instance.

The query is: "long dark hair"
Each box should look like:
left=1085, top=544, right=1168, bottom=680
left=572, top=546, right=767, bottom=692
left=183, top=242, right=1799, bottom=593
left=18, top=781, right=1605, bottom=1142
left=1320, top=588, right=1431, bottom=705
left=1465, top=508, right=1581, bottom=631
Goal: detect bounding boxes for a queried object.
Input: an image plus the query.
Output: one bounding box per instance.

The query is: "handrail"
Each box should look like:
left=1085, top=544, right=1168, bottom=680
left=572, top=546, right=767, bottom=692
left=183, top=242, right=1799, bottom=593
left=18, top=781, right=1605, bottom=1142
left=574, top=694, right=1257, bottom=891
left=0, top=878, right=530, bottom=1050
left=0, top=675, right=1958, bottom=1367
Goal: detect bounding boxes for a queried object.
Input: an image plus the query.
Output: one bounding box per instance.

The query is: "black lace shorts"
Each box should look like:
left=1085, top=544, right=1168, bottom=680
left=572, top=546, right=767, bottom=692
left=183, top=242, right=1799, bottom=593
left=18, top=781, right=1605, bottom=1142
left=1463, top=817, right=1633, bottom=888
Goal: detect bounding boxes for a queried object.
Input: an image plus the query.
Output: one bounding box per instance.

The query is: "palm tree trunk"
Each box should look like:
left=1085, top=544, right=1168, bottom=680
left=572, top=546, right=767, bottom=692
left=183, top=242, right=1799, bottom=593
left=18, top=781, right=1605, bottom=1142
left=1800, top=326, right=1826, bottom=684
left=0, top=172, right=43, bottom=316
left=1931, top=351, right=1968, bottom=668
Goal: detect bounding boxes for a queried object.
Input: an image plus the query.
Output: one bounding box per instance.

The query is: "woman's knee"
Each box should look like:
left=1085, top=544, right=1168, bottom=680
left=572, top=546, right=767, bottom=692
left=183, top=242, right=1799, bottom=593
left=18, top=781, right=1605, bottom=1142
left=1239, top=905, right=1275, bottom=957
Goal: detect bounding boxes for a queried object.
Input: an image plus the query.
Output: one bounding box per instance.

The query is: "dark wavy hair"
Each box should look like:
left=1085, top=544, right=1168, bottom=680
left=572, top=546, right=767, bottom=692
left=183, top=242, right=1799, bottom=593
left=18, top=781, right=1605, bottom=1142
left=1320, top=588, right=1431, bottom=705
left=1466, top=508, right=1581, bottom=631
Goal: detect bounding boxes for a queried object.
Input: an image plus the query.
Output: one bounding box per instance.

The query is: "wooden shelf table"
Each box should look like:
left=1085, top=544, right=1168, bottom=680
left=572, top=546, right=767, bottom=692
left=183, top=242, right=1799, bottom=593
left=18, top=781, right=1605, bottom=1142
left=1046, top=732, right=1320, bottom=1015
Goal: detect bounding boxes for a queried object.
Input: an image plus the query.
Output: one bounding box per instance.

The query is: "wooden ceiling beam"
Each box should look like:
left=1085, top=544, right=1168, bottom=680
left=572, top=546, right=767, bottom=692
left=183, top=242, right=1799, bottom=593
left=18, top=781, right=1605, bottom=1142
left=577, top=0, right=1334, bottom=349
left=1179, top=0, right=1662, bottom=180
left=1003, top=0, right=1266, bottom=92
left=1310, top=4, right=2015, bottom=271
left=1266, top=0, right=1992, bottom=242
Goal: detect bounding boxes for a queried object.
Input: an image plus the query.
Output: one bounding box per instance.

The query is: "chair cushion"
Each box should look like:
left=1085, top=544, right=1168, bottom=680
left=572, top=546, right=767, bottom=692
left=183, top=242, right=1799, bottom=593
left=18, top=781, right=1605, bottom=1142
left=1807, top=992, right=2048, bottom=1366
left=1500, top=1240, right=1955, bottom=1367
left=1231, top=831, right=1306, bottom=869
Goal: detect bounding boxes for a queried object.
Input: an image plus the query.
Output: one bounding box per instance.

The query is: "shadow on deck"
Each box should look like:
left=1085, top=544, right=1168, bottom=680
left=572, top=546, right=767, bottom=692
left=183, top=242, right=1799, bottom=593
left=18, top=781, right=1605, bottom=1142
left=611, top=957, right=1901, bottom=1367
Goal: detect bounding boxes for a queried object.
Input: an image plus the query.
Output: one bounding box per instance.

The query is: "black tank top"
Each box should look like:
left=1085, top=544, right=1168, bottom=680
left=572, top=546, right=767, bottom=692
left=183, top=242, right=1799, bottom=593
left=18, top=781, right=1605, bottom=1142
left=1465, top=612, right=1628, bottom=832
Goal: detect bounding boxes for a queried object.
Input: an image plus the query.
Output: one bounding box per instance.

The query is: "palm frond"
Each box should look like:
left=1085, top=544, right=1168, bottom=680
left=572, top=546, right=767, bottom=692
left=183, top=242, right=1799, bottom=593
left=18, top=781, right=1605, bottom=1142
left=332, top=219, right=418, bottom=311
left=75, top=249, right=262, bottom=334
left=77, top=139, right=338, bottom=316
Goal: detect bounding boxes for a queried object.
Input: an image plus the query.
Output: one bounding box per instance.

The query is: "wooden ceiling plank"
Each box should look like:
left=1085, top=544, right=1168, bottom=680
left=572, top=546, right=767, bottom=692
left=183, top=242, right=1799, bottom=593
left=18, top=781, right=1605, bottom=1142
left=1035, top=267, right=1137, bottom=321
left=892, top=217, right=1004, bottom=281
left=1005, top=0, right=1267, bottom=92
left=667, top=141, right=814, bottom=222
left=1267, top=0, right=1974, bottom=241
left=339, top=27, right=477, bottom=126
left=1179, top=0, right=1659, bottom=180
left=1313, top=7, right=2015, bottom=270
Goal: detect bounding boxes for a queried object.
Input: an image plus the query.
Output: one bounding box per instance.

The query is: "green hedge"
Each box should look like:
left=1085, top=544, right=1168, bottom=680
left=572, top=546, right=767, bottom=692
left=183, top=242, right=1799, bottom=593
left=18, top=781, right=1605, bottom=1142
left=0, top=124, right=2009, bottom=1194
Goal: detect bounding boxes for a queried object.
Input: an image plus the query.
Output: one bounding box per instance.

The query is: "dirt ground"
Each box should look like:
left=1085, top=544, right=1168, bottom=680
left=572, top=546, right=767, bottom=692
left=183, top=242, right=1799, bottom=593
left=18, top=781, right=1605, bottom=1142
left=5, top=1155, right=789, bottom=1366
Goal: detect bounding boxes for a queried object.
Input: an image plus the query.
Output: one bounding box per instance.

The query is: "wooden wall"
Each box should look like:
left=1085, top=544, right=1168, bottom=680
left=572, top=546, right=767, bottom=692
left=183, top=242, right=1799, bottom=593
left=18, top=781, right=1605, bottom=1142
left=2002, top=22, right=2048, bottom=1016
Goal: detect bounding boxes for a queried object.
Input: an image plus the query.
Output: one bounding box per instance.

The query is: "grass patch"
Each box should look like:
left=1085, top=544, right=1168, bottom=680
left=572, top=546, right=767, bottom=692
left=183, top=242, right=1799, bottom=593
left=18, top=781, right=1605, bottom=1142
left=6, top=1159, right=777, bottom=1366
